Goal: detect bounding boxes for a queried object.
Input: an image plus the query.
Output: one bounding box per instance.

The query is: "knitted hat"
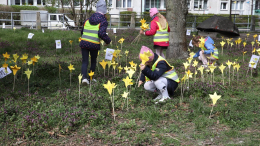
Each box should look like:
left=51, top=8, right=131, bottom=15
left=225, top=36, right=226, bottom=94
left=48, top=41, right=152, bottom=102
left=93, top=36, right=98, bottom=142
left=139, top=46, right=154, bottom=62
left=96, top=0, right=107, bottom=14
left=149, top=8, right=158, bottom=18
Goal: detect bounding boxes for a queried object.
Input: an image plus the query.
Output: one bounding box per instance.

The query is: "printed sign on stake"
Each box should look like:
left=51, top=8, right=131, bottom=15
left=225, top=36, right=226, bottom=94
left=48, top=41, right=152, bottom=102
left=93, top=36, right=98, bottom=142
left=42, top=29, right=44, bottom=33
left=0, top=67, right=12, bottom=79
left=258, top=35, right=260, bottom=42
left=186, top=30, right=191, bottom=36
left=2, top=23, right=5, bottom=28
left=248, top=55, right=260, bottom=68
left=105, top=48, right=115, bottom=61
left=113, top=28, right=116, bottom=34
left=189, top=40, right=193, bottom=47
left=56, top=40, right=61, bottom=49
left=28, top=33, right=34, bottom=39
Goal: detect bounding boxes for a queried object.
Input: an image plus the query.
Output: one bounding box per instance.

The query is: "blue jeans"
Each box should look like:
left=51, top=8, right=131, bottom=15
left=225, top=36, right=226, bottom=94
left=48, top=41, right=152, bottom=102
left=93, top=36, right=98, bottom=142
left=81, top=48, right=98, bottom=79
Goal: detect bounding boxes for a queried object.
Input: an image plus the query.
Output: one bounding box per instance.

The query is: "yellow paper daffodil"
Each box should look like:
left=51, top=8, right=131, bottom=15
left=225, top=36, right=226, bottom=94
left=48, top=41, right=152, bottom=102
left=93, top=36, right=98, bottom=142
left=20, top=55, right=28, bottom=64
left=122, top=91, right=129, bottom=98
left=125, top=50, right=129, bottom=56
left=69, top=40, right=73, bottom=45
left=103, top=80, right=116, bottom=95
left=79, top=37, right=82, bottom=42
left=2, top=63, right=8, bottom=70
left=249, top=61, right=256, bottom=67
left=10, top=65, right=21, bottom=75
left=129, top=61, right=135, bottom=67
left=208, top=65, right=216, bottom=73
left=140, top=53, right=149, bottom=65
left=209, top=92, right=221, bottom=105
left=68, top=64, right=75, bottom=71
left=140, top=23, right=150, bottom=31
left=143, top=50, right=153, bottom=57
left=111, top=61, right=118, bottom=70
left=31, top=56, right=38, bottom=65
left=24, top=68, right=32, bottom=79
left=118, top=65, right=123, bottom=73
left=219, top=64, right=226, bottom=74
left=78, top=73, right=83, bottom=85
left=118, top=38, right=125, bottom=44
left=126, top=69, right=135, bottom=79
left=220, top=41, right=225, bottom=47
left=198, top=66, right=204, bottom=74
left=99, top=60, right=108, bottom=70
left=251, top=41, right=255, bottom=46
left=35, top=55, right=40, bottom=60
left=189, top=52, right=195, bottom=58
left=107, top=61, right=112, bottom=69
left=243, top=42, right=246, bottom=47
left=122, top=76, right=132, bottom=88
left=59, top=64, right=62, bottom=71
left=187, top=57, right=193, bottom=64
left=252, top=48, right=256, bottom=54
left=253, top=34, right=258, bottom=39
left=140, top=18, right=146, bottom=25
left=3, top=52, right=10, bottom=62
left=192, top=60, right=198, bottom=67
left=27, top=60, right=33, bottom=65
left=246, top=33, right=250, bottom=37
left=13, top=53, right=19, bottom=63
left=236, top=64, right=240, bottom=71
left=88, top=70, right=94, bottom=81
left=226, top=60, right=232, bottom=68
left=124, top=66, right=130, bottom=71
left=243, top=51, right=247, bottom=55
left=183, top=62, right=190, bottom=70
left=257, top=48, right=260, bottom=55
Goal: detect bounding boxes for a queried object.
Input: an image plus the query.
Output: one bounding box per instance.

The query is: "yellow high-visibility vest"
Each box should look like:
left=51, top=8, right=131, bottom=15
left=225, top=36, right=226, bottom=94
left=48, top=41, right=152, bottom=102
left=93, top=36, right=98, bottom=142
left=145, top=56, right=180, bottom=83
left=153, top=21, right=169, bottom=44
left=81, top=20, right=100, bottom=44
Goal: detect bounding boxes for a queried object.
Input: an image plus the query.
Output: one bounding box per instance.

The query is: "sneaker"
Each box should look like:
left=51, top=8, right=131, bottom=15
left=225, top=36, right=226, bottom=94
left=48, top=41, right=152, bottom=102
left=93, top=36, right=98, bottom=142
left=82, top=79, right=89, bottom=85
left=153, top=94, right=163, bottom=101
left=155, top=96, right=170, bottom=104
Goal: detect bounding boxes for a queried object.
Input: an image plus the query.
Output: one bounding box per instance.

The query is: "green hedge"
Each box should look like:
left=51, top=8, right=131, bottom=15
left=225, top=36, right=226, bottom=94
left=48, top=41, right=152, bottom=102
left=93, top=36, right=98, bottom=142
left=11, top=5, right=39, bottom=12
left=186, top=14, right=259, bottom=27
left=44, top=6, right=57, bottom=13
left=120, top=11, right=137, bottom=26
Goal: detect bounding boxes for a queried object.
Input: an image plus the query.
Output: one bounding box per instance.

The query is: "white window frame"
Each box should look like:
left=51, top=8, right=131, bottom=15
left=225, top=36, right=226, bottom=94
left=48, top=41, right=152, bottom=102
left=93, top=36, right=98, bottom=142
left=220, top=2, right=228, bottom=10
left=194, top=0, right=208, bottom=10
left=109, top=0, right=112, bottom=7
left=232, top=0, right=244, bottom=10
left=116, top=0, right=132, bottom=8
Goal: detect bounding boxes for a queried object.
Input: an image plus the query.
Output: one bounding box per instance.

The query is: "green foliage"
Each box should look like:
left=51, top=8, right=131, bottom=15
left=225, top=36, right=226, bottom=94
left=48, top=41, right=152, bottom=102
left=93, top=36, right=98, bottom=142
left=11, top=5, right=39, bottom=12
left=44, top=6, right=57, bottom=13
left=120, top=11, right=137, bottom=26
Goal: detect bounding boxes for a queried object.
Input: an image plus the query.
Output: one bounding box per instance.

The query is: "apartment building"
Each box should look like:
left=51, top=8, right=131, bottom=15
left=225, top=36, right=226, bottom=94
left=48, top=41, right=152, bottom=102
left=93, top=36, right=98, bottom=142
left=2, top=0, right=260, bottom=16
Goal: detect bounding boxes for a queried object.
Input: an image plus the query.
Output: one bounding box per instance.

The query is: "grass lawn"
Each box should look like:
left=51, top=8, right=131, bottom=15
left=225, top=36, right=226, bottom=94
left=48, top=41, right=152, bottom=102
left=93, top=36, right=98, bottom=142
left=0, top=28, right=260, bottom=145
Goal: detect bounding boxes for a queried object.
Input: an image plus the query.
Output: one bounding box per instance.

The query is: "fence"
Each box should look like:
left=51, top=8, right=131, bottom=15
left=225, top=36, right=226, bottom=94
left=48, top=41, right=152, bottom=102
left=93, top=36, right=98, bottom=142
left=1, top=11, right=260, bottom=31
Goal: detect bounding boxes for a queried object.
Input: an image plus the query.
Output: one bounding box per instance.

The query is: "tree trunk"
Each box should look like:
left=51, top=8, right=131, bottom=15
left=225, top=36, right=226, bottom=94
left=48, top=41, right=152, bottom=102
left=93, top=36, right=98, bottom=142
left=166, top=0, right=188, bottom=59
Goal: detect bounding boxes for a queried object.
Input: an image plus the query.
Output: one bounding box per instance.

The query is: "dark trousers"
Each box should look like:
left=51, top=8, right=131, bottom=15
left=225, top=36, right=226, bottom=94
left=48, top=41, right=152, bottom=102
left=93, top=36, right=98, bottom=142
left=81, top=48, right=98, bottom=79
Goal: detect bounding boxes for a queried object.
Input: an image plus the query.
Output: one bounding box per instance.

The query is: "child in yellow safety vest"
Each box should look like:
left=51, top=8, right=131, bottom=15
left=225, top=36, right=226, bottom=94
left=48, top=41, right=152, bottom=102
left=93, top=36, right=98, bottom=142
left=138, top=46, right=179, bottom=104
left=192, top=36, right=219, bottom=67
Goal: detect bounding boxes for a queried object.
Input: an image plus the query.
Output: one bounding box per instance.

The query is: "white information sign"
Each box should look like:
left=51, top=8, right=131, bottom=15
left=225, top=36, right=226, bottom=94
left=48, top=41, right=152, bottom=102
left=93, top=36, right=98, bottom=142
left=186, top=30, right=191, bottom=36
left=0, top=67, right=12, bottom=79
left=2, top=23, right=5, bottom=28
left=105, top=48, right=115, bottom=61
left=249, top=55, right=260, bottom=68
left=42, top=29, right=44, bottom=33
left=258, top=35, right=260, bottom=42
left=28, top=33, right=34, bottom=39
left=189, top=40, right=193, bottom=47
left=113, top=28, right=116, bottom=34
left=56, top=40, right=62, bottom=49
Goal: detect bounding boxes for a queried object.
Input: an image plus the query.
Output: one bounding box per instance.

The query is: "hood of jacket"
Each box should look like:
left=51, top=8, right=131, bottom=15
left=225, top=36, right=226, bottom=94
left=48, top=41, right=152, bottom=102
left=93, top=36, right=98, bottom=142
left=205, top=36, right=214, bottom=45
left=89, top=13, right=105, bottom=25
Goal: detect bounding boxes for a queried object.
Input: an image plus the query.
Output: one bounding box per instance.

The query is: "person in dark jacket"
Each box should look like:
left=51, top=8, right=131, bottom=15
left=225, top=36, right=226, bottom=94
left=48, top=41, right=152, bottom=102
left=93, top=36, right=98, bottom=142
left=138, top=46, right=179, bottom=103
left=80, top=0, right=111, bottom=85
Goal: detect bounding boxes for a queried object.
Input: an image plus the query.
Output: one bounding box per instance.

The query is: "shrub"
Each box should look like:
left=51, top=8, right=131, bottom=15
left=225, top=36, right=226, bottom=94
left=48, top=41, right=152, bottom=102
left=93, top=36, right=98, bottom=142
left=44, top=6, right=57, bottom=13
left=11, top=5, right=39, bottom=12
left=120, top=11, right=137, bottom=26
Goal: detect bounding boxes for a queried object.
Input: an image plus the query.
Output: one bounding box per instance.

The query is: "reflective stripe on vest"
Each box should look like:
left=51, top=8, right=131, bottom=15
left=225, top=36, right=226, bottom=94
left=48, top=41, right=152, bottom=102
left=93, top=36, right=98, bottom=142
left=81, top=20, right=100, bottom=44
left=153, top=21, right=169, bottom=43
left=212, top=49, right=219, bottom=60
left=145, top=56, right=180, bottom=83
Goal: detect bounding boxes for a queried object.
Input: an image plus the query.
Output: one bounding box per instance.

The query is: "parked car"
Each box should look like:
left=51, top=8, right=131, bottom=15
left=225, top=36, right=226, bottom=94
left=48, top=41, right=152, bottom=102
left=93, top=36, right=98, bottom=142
left=20, top=10, right=75, bottom=29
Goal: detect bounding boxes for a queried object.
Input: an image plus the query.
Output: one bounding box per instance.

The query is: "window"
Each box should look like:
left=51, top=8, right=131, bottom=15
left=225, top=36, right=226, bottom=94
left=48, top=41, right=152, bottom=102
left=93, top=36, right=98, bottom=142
left=37, top=0, right=41, bottom=5
left=145, top=0, right=161, bottom=11
left=232, top=1, right=243, bottom=10
left=28, top=0, right=33, bottom=5
left=116, top=0, right=131, bottom=7
left=187, top=0, right=190, bottom=9
left=220, top=2, right=228, bottom=10
left=15, top=0, right=20, bottom=5
left=194, top=0, right=208, bottom=10
left=50, top=15, right=57, bottom=21
left=109, top=0, right=112, bottom=7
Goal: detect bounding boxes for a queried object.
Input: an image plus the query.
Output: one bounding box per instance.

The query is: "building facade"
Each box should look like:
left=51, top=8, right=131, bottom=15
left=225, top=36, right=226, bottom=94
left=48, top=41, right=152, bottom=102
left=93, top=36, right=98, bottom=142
left=2, top=0, right=260, bottom=16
